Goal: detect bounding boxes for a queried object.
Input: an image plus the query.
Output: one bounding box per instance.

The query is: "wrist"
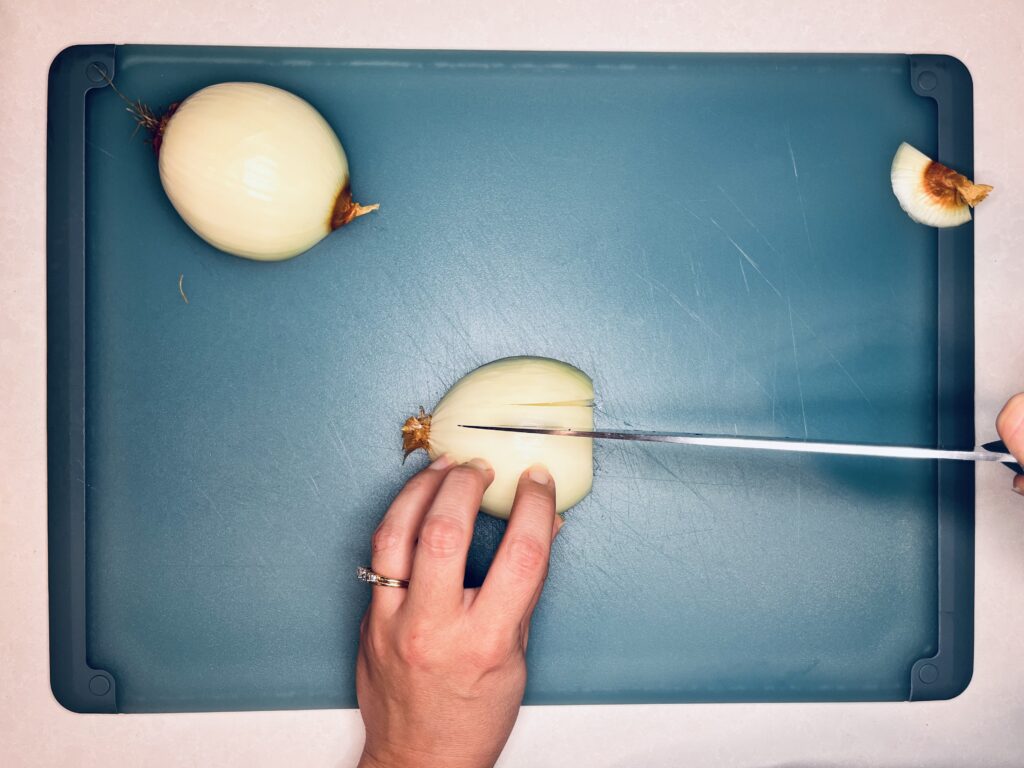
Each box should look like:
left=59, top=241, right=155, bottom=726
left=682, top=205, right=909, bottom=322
left=359, top=741, right=494, bottom=768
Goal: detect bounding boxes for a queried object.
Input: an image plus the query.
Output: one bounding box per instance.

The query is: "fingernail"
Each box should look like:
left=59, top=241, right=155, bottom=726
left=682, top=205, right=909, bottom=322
left=428, top=454, right=454, bottom=471
left=466, top=458, right=493, bottom=475
left=528, top=464, right=552, bottom=485
left=1014, top=480, right=1024, bottom=496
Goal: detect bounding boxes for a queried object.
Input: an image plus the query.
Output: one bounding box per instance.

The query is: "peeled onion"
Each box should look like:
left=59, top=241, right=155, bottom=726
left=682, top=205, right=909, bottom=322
left=156, top=82, right=376, bottom=260
left=890, top=142, right=991, bottom=228
left=402, top=357, right=595, bottom=519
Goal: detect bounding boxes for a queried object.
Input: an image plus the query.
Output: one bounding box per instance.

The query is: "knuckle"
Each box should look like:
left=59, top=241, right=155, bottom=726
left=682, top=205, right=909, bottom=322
left=397, top=620, right=435, bottom=666
left=468, top=633, right=513, bottom=670
left=504, top=535, right=548, bottom=579
left=442, top=465, right=485, bottom=496
left=418, top=515, right=465, bottom=558
left=513, top=484, right=555, bottom=516
left=997, top=393, right=1024, bottom=439
left=371, top=523, right=403, bottom=554
left=402, top=472, right=435, bottom=496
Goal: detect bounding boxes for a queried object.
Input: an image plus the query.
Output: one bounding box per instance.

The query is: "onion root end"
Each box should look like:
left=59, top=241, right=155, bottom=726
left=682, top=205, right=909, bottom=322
left=331, top=185, right=379, bottom=230
left=402, top=407, right=432, bottom=457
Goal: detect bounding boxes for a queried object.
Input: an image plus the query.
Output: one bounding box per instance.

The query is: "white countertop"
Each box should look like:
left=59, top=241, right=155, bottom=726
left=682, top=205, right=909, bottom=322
left=2, top=1, right=1023, bottom=765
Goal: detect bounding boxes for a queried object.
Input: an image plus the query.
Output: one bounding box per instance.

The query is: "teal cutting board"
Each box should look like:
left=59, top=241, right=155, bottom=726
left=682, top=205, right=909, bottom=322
left=47, top=46, right=976, bottom=712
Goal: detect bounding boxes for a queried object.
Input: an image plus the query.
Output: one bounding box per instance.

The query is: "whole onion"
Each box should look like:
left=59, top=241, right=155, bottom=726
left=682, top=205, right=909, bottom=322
left=149, top=82, right=377, bottom=260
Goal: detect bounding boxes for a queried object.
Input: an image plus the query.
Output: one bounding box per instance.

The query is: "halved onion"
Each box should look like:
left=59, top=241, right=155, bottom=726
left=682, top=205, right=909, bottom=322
left=890, top=142, right=992, bottom=228
left=402, top=357, right=595, bottom=519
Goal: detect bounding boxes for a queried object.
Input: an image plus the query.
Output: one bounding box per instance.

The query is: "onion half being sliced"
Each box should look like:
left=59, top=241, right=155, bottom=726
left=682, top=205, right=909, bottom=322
left=402, top=357, right=594, bottom=519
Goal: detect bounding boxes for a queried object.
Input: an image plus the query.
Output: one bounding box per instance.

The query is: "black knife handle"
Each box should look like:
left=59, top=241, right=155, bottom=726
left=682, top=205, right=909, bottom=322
left=982, top=440, right=1023, bottom=475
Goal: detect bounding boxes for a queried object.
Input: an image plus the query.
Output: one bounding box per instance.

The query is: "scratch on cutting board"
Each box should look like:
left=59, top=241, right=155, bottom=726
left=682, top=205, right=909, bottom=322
left=709, top=193, right=870, bottom=407
left=329, top=422, right=363, bottom=493
left=708, top=213, right=871, bottom=407
left=86, top=140, right=117, bottom=161
left=794, top=312, right=873, bottom=407
left=178, top=273, right=189, bottom=304
left=715, top=184, right=781, bottom=255
left=646, top=274, right=771, bottom=399
left=786, top=125, right=815, bottom=258
left=738, top=255, right=750, bottom=294
left=786, top=129, right=800, bottom=179
left=708, top=217, right=783, bottom=300
left=787, top=297, right=809, bottom=437
left=642, top=452, right=712, bottom=579
left=638, top=248, right=655, bottom=301
left=771, top=348, right=779, bottom=428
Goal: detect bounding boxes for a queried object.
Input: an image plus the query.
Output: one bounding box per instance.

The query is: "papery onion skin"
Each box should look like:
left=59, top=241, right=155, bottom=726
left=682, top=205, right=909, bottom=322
left=157, top=82, right=375, bottom=261
left=403, top=357, right=595, bottom=519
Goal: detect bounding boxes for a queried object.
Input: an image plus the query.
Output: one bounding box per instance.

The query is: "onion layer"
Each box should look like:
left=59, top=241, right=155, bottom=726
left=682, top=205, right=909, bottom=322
left=403, top=357, right=595, bottom=519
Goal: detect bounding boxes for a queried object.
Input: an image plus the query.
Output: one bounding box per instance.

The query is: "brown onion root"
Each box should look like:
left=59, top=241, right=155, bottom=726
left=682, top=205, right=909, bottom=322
left=402, top=407, right=432, bottom=457
left=331, top=185, right=380, bottom=229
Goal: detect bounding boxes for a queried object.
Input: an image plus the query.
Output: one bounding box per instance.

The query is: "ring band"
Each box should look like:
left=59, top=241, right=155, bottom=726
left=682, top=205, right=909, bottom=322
left=357, top=566, right=409, bottom=589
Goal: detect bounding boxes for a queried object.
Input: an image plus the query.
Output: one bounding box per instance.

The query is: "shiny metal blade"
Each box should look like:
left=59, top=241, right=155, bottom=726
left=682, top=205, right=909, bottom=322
left=459, top=425, right=1017, bottom=464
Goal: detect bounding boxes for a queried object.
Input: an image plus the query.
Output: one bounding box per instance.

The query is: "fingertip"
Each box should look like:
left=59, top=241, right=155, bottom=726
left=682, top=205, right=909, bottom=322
left=1013, top=474, right=1024, bottom=496
left=427, top=453, right=455, bottom=471
left=551, top=512, right=565, bottom=540
left=465, top=457, right=495, bottom=484
left=523, top=463, right=554, bottom=489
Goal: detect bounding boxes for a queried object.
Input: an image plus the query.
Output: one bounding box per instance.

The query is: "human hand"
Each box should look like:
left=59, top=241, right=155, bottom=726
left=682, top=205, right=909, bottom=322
left=996, top=393, right=1024, bottom=495
left=356, top=456, right=561, bottom=768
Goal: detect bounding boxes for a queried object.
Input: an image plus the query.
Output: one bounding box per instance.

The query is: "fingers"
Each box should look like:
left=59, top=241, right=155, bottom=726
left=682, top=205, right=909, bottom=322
left=475, top=465, right=557, bottom=628
left=406, top=459, right=493, bottom=616
left=997, top=393, right=1024, bottom=460
left=996, top=393, right=1024, bottom=496
left=369, top=454, right=455, bottom=613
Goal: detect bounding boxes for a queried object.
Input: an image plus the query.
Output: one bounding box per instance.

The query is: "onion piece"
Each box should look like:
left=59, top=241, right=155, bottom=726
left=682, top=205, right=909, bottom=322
left=890, top=142, right=991, bottom=228
left=403, top=357, right=595, bottom=519
left=154, top=82, right=376, bottom=260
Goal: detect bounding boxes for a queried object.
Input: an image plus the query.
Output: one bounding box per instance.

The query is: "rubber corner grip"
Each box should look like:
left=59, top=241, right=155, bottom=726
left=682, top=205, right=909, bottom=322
left=910, top=614, right=974, bottom=702
left=51, top=668, right=118, bottom=714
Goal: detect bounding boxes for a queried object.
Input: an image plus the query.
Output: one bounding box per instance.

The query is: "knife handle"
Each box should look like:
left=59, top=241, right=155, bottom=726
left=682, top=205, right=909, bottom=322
left=982, top=440, right=1023, bottom=475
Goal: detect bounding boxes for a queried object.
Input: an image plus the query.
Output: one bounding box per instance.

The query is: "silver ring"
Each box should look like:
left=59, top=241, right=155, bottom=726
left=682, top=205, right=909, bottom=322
left=356, top=566, right=409, bottom=589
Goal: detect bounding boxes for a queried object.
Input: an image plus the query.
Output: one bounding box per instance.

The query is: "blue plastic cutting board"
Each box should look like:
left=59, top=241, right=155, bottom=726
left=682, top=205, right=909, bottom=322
left=47, top=46, right=976, bottom=712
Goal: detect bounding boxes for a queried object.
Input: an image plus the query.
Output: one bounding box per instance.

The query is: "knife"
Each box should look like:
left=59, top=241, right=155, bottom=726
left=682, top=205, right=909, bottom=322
left=459, top=425, right=1022, bottom=474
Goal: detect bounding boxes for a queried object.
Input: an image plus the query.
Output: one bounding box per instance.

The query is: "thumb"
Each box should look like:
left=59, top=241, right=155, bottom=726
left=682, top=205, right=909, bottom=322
left=995, top=393, right=1024, bottom=495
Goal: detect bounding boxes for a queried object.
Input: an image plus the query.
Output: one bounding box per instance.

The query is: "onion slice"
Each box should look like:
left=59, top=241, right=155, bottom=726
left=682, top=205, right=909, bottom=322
left=890, top=142, right=992, bottom=228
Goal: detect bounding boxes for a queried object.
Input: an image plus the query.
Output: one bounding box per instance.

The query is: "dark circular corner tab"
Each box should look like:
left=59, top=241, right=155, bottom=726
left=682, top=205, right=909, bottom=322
left=917, top=663, right=939, bottom=685
left=916, top=70, right=937, bottom=93
left=87, top=61, right=109, bottom=84
left=88, top=673, right=112, bottom=696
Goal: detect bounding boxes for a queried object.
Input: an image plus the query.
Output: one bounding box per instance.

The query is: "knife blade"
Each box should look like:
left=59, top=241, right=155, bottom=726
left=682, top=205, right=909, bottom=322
left=459, top=425, right=1021, bottom=472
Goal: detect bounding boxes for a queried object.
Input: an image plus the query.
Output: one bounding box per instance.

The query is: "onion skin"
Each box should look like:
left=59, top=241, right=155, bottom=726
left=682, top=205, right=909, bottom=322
left=156, top=82, right=376, bottom=261
left=403, top=357, right=595, bottom=519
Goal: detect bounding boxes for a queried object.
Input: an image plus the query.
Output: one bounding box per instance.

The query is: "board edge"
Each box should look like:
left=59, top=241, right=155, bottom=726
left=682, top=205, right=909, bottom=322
left=47, top=42, right=120, bottom=714
left=906, top=52, right=976, bottom=703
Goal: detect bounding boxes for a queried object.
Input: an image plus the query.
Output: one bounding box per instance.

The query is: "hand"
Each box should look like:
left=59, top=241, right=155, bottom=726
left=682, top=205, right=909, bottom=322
left=996, top=393, right=1024, bottom=495
left=356, top=456, right=562, bottom=768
